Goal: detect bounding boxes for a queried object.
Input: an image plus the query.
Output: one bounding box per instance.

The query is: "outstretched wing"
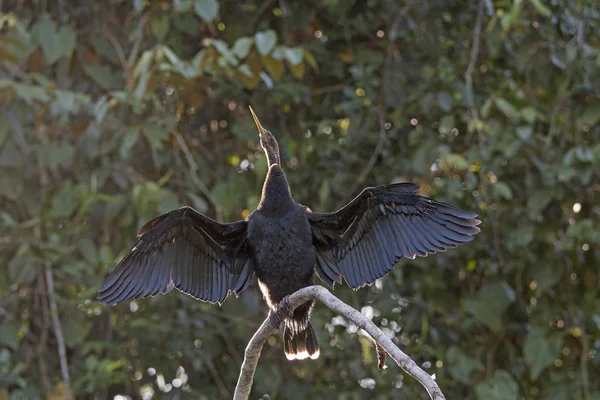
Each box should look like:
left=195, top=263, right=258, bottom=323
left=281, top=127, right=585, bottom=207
left=308, top=183, right=481, bottom=289
left=97, top=207, right=254, bottom=306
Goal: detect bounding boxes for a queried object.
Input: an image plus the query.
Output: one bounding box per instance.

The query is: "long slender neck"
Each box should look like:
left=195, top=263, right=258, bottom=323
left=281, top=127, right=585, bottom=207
left=265, top=147, right=280, bottom=167
left=258, top=165, right=295, bottom=213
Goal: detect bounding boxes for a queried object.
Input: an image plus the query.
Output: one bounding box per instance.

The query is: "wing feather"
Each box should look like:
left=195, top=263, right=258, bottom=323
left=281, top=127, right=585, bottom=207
left=98, top=207, right=252, bottom=306
left=309, top=183, right=481, bottom=289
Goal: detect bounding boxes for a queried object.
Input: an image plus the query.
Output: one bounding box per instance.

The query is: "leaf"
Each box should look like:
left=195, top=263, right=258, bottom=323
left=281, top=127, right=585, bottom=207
left=304, top=50, right=318, bottom=71
left=152, top=15, right=170, bottom=42
left=11, top=83, right=50, bottom=103
left=493, top=181, right=512, bottom=200
left=231, top=37, right=253, bottom=59
left=529, top=0, right=552, bottom=17
left=173, top=0, right=192, bottom=11
left=36, top=142, right=74, bottom=167
left=0, top=169, right=24, bottom=200
left=526, top=190, right=552, bottom=215
left=82, top=64, right=120, bottom=90
left=464, top=282, right=516, bottom=330
left=261, top=55, right=284, bottom=79
left=529, top=262, right=563, bottom=292
left=520, top=106, right=537, bottom=123
left=474, top=370, right=518, bottom=400
left=516, top=125, right=533, bottom=141
left=287, top=61, right=305, bottom=79
left=495, top=98, right=520, bottom=120
left=120, top=128, right=139, bottom=158
left=0, top=318, right=20, bottom=350
left=210, top=39, right=238, bottom=66
left=141, top=124, right=170, bottom=149
left=194, top=0, right=219, bottom=22
left=51, top=181, right=78, bottom=218
left=446, top=346, right=484, bottom=384
left=438, top=91, right=453, bottom=112
left=0, top=118, right=8, bottom=148
left=440, top=153, right=468, bottom=171
left=284, top=47, right=304, bottom=65
left=31, top=15, right=77, bottom=64
left=524, top=327, right=563, bottom=379
left=78, top=238, right=98, bottom=265
left=255, top=30, right=277, bottom=56
left=260, top=72, right=273, bottom=89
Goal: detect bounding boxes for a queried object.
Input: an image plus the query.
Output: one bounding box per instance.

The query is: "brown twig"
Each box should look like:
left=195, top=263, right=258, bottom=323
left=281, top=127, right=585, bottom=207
left=233, top=286, right=446, bottom=400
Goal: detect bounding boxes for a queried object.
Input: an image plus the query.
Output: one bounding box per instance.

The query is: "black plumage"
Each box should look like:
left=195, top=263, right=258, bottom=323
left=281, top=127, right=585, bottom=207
left=98, top=107, right=481, bottom=361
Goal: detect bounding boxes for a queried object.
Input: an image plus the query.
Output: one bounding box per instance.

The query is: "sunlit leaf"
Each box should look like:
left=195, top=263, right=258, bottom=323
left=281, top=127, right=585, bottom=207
left=255, top=30, right=277, bottom=56
left=194, top=0, right=219, bottom=22
left=231, top=37, right=253, bottom=59
left=284, top=47, right=304, bottom=65
left=261, top=55, right=284, bottom=79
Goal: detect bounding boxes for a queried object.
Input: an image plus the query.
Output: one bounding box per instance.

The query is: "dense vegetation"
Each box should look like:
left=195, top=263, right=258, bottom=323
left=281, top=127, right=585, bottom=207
left=0, top=0, right=598, bottom=399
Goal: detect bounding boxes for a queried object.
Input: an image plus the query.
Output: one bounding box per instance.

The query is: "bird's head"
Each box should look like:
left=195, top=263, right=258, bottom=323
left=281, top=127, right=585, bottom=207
left=249, top=106, right=280, bottom=167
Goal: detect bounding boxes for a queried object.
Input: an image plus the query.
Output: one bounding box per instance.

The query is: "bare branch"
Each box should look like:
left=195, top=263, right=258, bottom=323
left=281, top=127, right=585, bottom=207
left=234, top=286, right=446, bottom=400
left=45, top=262, right=73, bottom=400
left=174, top=132, right=224, bottom=221
left=464, top=0, right=485, bottom=117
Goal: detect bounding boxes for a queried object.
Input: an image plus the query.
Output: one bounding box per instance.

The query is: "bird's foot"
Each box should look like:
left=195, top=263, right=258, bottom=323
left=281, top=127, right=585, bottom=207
left=269, top=296, right=293, bottom=329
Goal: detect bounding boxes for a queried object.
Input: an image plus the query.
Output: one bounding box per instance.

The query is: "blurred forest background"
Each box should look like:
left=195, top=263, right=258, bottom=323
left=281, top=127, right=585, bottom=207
left=0, top=0, right=599, bottom=399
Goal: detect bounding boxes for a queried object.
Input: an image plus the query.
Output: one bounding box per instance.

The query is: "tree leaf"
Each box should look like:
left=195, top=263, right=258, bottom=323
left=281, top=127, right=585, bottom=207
left=152, top=15, right=170, bottom=42
left=474, top=370, right=518, bottom=400
left=529, top=262, right=563, bottom=292
left=194, top=0, right=219, bottom=22
left=261, top=55, right=284, bottom=79
left=524, top=327, right=563, bottom=379
left=527, top=190, right=552, bottom=215
left=440, top=153, right=469, bottom=171
left=493, top=181, right=513, bottom=200
left=529, top=0, right=552, bottom=17
left=495, top=98, right=520, bottom=120
left=516, top=125, right=533, bottom=141
left=231, top=37, right=253, bottom=59
left=287, top=61, right=305, bottom=79
left=11, top=83, right=50, bottom=103
left=174, top=0, right=192, bottom=11
left=255, top=30, right=277, bottom=56
left=284, top=47, right=304, bottom=65
left=36, top=142, right=74, bottom=167
left=141, top=124, right=170, bottom=150
left=464, top=282, right=516, bottom=330
left=446, top=346, right=484, bottom=384
left=0, top=318, right=20, bottom=350
left=0, top=168, right=24, bottom=201
left=31, top=15, right=77, bottom=64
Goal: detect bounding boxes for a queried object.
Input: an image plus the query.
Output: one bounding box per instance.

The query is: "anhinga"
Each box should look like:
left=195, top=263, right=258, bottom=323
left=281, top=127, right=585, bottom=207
left=98, top=107, right=481, bottom=360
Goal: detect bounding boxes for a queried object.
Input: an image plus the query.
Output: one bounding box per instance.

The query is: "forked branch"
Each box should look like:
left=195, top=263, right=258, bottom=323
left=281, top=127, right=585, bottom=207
left=233, top=285, right=445, bottom=400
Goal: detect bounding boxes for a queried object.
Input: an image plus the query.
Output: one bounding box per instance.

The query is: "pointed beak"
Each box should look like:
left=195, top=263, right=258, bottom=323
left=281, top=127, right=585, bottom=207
left=249, top=106, right=267, bottom=139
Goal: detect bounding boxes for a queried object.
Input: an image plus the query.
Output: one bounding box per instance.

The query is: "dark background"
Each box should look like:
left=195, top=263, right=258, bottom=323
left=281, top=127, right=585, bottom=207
left=0, top=0, right=598, bottom=399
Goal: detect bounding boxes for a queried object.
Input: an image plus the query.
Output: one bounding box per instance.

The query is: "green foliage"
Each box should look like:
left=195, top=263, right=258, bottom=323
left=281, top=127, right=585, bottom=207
left=0, top=0, right=599, bottom=399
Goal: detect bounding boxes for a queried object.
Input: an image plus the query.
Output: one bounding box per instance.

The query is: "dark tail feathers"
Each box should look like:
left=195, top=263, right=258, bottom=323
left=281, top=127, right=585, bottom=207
left=283, top=322, right=319, bottom=360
